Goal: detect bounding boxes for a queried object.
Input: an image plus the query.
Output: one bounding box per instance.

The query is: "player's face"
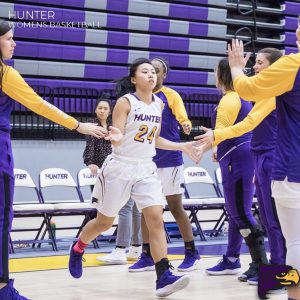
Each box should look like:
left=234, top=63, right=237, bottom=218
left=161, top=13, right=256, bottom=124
left=151, top=60, right=166, bottom=88
left=253, top=53, right=270, bottom=74
left=95, top=101, right=110, bottom=121
left=0, top=30, right=16, bottom=60
left=132, top=63, right=157, bottom=91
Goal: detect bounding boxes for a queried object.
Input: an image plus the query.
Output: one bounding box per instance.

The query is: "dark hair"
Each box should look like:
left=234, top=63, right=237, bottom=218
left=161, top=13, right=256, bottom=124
left=257, top=48, right=283, bottom=65
left=93, top=93, right=112, bottom=123
left=115, top=57, right=152, bottom=98
left=0, top=20, right=13, bottom=88
left=95, top=93, right=112, bottom=112
left=216, top=58, right=233, bottom=91
left=151, top=57, right=169, bottom=74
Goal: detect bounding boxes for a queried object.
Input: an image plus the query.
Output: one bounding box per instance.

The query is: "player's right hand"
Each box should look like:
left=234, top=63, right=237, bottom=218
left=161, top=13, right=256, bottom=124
left=76, top=122, right=108, bottom=138
left=105, top=126, right=123, bottom=143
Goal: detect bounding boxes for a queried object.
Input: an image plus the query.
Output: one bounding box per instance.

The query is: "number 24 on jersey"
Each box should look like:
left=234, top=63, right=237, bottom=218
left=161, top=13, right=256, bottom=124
left=134, top=125, right=158, bottom=144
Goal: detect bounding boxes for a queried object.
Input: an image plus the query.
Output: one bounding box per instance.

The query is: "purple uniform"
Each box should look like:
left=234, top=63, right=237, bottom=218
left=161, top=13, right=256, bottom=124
left=212, top=95, right=255, bottom=258
left=153, top=86, right=191, bottom=168
left=251, top=110, right=286, bottom=264
left=0, top=92, right=14, bottom=282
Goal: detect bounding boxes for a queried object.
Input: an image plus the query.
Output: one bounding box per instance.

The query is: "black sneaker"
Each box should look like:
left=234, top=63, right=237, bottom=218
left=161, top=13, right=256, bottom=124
left=238, top=262, right=259, bottom=282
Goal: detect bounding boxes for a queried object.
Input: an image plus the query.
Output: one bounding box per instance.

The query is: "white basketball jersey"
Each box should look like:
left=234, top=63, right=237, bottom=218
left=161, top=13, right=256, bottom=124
left=113, top=93, right=162, bottom=160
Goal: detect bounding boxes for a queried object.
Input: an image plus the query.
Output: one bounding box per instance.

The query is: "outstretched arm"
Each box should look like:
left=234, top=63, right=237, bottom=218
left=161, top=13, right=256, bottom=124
left=195, top=98, right=275, bottom=147
left=228, top=40, right=300, bottom=101
left=2, top=66, right=106, bottom=138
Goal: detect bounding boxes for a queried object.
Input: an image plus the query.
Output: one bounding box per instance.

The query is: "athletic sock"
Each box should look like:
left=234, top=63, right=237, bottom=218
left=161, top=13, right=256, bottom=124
left=184, top=240, right=196, bottom=252
left=155, top=258, right=170, bottom=280
left=142, top=243, right=151, bottom=256
left=73, top=239, right=88, bottom=253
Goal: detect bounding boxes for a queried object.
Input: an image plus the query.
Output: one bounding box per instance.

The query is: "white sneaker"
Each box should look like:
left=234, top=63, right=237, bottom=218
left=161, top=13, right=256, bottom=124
left=127, top=245, right=142, bottom=261
left=96, top=248, right=127, bottom=265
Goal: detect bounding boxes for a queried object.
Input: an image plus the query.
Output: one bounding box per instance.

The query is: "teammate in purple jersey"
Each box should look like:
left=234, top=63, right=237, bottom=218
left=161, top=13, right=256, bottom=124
left=0, top=20, right=105, bottom=300
left=205, top=58, right=268, bottom=281
left=228, top=25, right=300, bottom=299
left=196, top=49, right=286, bottom=285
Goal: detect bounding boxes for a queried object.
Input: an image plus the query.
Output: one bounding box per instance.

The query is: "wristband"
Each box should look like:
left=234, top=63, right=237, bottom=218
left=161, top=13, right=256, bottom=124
left=74, top=121, right=80, bottom=131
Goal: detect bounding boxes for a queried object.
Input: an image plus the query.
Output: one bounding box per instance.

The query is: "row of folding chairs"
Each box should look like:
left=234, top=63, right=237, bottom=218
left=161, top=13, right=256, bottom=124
left=11, top=167, right=99, bottom=252
left=12, top=166, right=258, bottom=250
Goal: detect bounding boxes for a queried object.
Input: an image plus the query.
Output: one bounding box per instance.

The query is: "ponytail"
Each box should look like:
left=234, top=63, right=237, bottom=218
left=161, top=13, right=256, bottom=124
left=114, top=76, right=135, bottom=99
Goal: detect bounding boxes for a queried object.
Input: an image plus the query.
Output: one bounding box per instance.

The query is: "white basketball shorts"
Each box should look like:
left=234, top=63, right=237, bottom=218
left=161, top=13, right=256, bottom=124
left=91, top=155, right=165, bottom=217
left=156, top=165, right=184, bottom=197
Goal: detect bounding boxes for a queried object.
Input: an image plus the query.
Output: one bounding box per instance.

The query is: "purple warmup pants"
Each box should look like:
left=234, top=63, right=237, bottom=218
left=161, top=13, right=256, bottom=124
left=219, top=143, right=256, bottom=258
left=0, top=131, right=14, bottom=283
left=253, top=150, right=286, bottom=265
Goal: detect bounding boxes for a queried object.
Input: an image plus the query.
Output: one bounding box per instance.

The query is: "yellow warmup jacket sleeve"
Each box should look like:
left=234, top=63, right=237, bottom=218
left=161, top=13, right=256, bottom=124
left=2, top=66, right=78, bottom=130
left=213, top=97, right=275, bottom=146
left=233, top=53, right=300, bottom=101
left=162, top=87, right=192, bottom=128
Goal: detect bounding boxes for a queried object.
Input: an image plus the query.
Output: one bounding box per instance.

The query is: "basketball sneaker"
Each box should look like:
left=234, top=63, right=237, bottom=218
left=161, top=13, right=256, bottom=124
left=97, top=248, right=127, bottom=264
left=128, top=252, right=155, bottom=272
left=156, top=270, right=190, bottom=297
left=206, top=255, right=241, bottom=275
left=177, top=250, right=200, bottom=272
left=68, top=243, right=84, bottom=279
left=127, top=245, right=142, bottom=261
left=0, top=279, right=29, bottom=300
left=247, top=275, right=258, bottom=285
left=238, top=262, right=259, bottom=282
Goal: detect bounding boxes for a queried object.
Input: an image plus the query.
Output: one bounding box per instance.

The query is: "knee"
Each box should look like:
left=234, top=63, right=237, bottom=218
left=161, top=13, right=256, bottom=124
left=147, top=215, right=164, bottom=231
left=168, top=204, right=185, bottom=219
left=95, top=216, right=114, bottom=232
left=239, top=225, right=264, bottom=245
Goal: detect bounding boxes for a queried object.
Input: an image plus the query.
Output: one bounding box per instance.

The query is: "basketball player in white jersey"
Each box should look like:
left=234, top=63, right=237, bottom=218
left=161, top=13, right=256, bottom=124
left=68, top=58, right=201, bottom=297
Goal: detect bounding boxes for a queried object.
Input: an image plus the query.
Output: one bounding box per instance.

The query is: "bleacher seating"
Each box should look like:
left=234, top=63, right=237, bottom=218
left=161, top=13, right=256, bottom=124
left=2, top=0, right=298, bottom=137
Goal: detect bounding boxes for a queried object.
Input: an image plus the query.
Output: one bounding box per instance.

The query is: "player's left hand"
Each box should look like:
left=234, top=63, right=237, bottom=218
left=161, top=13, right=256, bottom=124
left=228, top=39, right=251, bottom=69
left=181, top=121, right=191, bottom=135
left=182, top=142, right=204, bottom=164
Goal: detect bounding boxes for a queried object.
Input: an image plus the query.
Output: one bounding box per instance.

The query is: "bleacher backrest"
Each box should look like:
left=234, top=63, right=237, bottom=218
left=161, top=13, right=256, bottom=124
left=77, top=168, right=98, bottom=187
left=14, top=168, right=36, bottom=188
left=39, top=168, right=77, bottom=188
left=183, top=167, right=215, bottom=185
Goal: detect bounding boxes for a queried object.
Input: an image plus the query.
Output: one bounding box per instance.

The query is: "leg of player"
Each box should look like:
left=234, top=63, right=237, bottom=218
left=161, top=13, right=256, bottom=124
left=68, top=212, right=115, bottom=278
left=166, top=194, right=200, bottom=272
left=142, top=205, right=190, bottom=298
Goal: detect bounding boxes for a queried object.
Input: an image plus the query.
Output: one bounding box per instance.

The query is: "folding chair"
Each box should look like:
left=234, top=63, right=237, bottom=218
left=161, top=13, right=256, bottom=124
left=12, top=168, right=57, bottom=252
left=77, top=167, right=98, bottom=202
left=39, top=168, right=95, bottom=248
left=183, top=166, right=227, bottom=241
